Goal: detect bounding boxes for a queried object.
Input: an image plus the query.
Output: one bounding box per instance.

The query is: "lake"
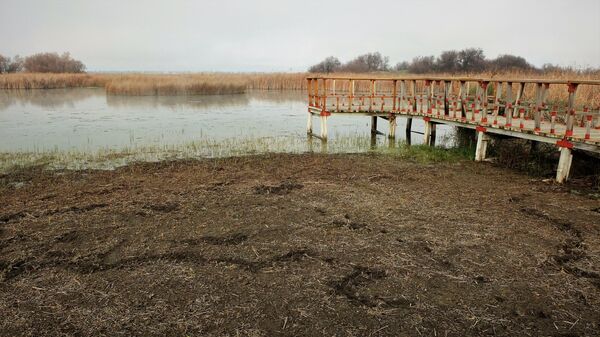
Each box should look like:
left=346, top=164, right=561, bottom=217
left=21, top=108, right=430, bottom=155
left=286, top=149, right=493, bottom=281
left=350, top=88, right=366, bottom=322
left=0, top=89, right=454, bottom=170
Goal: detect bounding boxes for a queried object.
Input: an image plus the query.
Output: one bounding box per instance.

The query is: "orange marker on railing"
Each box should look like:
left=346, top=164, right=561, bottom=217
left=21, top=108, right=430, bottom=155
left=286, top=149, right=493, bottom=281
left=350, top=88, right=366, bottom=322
left=565, top=109, right=575, bottom=137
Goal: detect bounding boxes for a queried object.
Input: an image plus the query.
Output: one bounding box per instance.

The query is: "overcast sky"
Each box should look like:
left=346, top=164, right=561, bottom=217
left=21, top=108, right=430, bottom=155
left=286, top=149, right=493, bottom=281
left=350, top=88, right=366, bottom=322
left=1, top=0, right=599, bottom=72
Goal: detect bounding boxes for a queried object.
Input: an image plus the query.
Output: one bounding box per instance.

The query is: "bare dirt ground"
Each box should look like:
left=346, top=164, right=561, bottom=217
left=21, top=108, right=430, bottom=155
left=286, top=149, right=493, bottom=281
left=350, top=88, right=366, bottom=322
left=1, top=153, right=599, bottom=337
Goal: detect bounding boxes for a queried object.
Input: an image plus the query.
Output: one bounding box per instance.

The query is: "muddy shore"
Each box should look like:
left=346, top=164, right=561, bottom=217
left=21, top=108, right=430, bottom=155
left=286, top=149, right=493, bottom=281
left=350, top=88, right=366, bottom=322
left=1, top=153, right=599, bottom=336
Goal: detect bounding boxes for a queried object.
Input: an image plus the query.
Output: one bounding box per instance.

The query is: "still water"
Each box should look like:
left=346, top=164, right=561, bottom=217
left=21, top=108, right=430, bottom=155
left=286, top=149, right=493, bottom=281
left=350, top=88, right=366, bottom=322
left=0, top=89, right=454, bottom=169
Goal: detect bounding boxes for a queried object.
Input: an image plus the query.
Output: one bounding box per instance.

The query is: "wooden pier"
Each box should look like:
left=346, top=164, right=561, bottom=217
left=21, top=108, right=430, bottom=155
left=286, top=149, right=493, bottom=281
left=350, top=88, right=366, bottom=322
left=306, top=76, right=600, bottom=183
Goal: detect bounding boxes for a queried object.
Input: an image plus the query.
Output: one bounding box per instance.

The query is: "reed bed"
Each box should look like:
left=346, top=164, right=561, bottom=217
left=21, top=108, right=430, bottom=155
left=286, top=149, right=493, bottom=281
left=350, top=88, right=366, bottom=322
left=104, top=74, right=247, bottom=96
left=0, top=73, right=111, bottom=89
left=0, top=71, right=597, bottom=103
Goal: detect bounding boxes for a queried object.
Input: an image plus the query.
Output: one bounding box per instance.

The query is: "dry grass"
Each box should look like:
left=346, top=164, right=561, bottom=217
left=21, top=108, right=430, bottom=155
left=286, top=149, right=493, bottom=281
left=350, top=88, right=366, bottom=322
left=0, top=72, right=308, bottom=94
left=104, top=74, right=246, bottom=96
left=0, top=73, right=110, bottom=89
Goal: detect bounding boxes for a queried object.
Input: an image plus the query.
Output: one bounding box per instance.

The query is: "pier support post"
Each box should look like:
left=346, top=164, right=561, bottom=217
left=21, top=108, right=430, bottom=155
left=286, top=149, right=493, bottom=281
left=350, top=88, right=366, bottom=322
left=405, top=117, right=413, bottom=145
left=307, top=111, right=313, bottom=134
left=320, top=115, right=328, bottom=141
left=475, top=127, right=490, bottom=161
left=371, top=116, right=378, bottom=135
left=389, top=115, right=397, bottom=139
left=556, top=141, right=573, bottom=183
left=423, top=118, right=435, bottom=146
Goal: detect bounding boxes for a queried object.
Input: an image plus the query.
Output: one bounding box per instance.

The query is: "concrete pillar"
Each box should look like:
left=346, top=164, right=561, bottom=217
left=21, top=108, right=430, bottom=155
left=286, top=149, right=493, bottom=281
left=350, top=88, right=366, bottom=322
left=371, top=116, right=378, bottom=134
left=556, top=147, right=573, bottom=183
left=389, top=116, right=397, bottom=139
left=475, top=131, right=490, bottom=161
left=405, top=117, right=413, bottom=145
left=320, top=115, right=328, bottom=141
left=424, top=121, right=435, bottom=146
left=307, top=111, right=313, bottom=134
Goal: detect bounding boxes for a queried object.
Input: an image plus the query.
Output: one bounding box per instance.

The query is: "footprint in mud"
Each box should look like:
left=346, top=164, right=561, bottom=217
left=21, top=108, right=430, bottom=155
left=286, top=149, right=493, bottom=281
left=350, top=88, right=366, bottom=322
left=328, top=266, right=410, bottom=308
left=328, top=214, right=367, bottom=230
left=330, top=219, right=367, bottom=230
left=180, top=233, right=248, bottom=246
left=0, top=211, right=26, bottom=224
left=143, top=202, right=179, bottom=213
left=254, top=181, right=303, bottom=195
left=54, top=230, right=78, bottom=243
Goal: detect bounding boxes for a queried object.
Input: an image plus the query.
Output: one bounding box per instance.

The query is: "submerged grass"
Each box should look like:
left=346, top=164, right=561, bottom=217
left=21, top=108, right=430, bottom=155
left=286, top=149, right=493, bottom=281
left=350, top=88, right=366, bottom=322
left=0, top=135, right=470, bottom=173
left=375, top=143, right=473, bottom=163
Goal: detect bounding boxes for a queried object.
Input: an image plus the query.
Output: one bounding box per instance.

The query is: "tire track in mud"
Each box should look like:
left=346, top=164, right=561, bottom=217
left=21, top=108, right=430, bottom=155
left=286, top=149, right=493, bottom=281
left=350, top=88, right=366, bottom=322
left=0, top=203, right=109, bottom=225
left=0, top=240, right=324, bottom=282
left=328, top=266, right=412, bottom=309
left=519, top=206, right=600, bottom=288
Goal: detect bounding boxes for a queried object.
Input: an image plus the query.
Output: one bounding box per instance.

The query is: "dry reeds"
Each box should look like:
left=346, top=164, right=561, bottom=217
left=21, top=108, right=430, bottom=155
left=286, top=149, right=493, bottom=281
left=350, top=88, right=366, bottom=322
left=0, top=73, right=110, bottom=89
left=104, top=74, right=247, bottom=96
left=0, top=71, right=597, bottom=103
left=0, top=72, right=308, bottom=95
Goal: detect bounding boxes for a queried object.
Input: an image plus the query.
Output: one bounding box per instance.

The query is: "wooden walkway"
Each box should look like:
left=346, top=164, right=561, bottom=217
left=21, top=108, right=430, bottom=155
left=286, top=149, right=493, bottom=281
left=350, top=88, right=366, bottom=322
left=306, top=76, right=600, bottom=182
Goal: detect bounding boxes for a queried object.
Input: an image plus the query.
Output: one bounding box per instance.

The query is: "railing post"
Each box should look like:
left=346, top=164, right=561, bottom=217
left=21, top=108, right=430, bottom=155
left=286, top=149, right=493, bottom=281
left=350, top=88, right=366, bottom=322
left=425, top=80, right=432, bottom=115
left=550, top=106, right=557, bottom=134
left=513, top=83, right=525, bottom=118
left=315, top=79, right=320, bottom=108
left=565, top=83, right=578, bottom=137
left=322, top=79, right=328, bottom=111
left=412, top=80, right=418, bottom=113
left=505, top=82, right=513, bottom=128
left=349, top=79, right=354, bottom=112
left=399, top=80, right=407, bottom=113
left=392, top=80, right=398, bottom=112
left=444, top=80, right=451, bottom=117
left=307, top=78, right=312, bottom=106
left=534, top=83, right=543, bottom=132
left=480, top=81, right=489, bottom=124
left=492, top=81, right=502, bottom=126
left=458, top=80, right=466, bottom=121
left=370, top=80, right=375, bottom=112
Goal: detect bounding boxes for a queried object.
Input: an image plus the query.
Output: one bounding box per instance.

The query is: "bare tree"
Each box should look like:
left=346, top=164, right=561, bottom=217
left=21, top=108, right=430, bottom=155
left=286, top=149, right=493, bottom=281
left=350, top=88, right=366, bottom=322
left=23, top=52, right=85, bottom=73
left=0, top=54, right=8, bottom=73
left=407, top=56, right=436, bottom=74
left=457, top=48, right=486, bottom=72
left=308, top=56, right=341, bottom=73
left=339, top=52, right=389, bottom=73
left=489, top=54, right=534, bottom=71
left=436, top=50, right=460, bottom=72
left=394, top=61, right=409, bottom=71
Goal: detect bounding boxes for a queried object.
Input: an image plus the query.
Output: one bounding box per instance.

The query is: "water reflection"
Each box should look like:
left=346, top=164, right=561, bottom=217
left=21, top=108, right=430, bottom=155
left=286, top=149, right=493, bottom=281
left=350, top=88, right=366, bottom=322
left=0, top=88, right=102, bottom=109
left=0, top=88, right=305, bottom=110
left=0, top=88, right=454, bottom=168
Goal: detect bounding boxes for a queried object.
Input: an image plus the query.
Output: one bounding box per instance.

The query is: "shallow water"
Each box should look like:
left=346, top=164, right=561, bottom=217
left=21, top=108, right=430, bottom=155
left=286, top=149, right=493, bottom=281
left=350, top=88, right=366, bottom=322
left=0, top=89, right=454, bottom=169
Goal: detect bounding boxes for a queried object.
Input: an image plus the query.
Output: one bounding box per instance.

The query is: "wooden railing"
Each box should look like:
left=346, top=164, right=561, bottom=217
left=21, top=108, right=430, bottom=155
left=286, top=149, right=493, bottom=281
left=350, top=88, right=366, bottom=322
left=307, top=76, right=599, bottom=143
left=305, top=76, right=600, bottom=182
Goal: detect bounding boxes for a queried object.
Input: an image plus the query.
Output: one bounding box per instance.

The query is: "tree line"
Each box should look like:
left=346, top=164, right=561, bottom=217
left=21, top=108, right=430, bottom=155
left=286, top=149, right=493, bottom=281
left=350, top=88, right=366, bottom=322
left=0, top=52, right=85, bottom=74
left=308, top=48, right=593, bottom=74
